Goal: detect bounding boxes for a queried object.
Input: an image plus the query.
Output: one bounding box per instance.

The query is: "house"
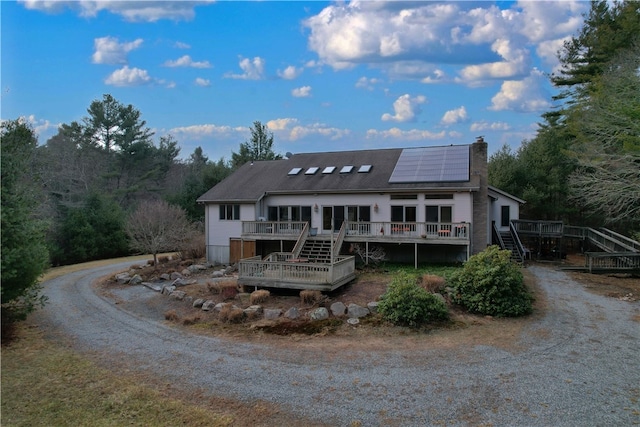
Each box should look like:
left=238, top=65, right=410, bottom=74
left=197, top=138, right=523, bottom=290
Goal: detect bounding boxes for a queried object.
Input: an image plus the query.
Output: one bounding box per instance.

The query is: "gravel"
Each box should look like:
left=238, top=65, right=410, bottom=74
left=38, top=263, right=640, bottom=426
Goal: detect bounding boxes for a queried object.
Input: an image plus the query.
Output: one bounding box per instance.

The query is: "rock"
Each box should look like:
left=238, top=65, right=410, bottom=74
left=184, top=296, right=193, bottom=305
left=172, top=278, right=196, bottom=287
left=367, top=301, right=379, bottom=314
left=181, top=269, right=191, bottom=276
left=128, top=273, right=142, bottom=285
left=159, top=273, right=171, bottom=281
left=115, top=273, right=131, bottom=284
left=170, top=272, right=183, bottom=280
left=263, top=308, right=282, bottom=320
left=161, top=285, right=176, bottom=295
left=244, top=305, right=263, bottom=317
left=201, top=300, right=216, bottom=311
left=330, top=301, right=346, bottom=316
left=347, top=303, right=369, bottom=318
left=170, top=290, right=187, bottom=301
left=193, top=298, right=205, bottom=308
left=309, top=307, right=329, bottom=321
left=142, top=283, right=162, bottom=292
left=189, top=264, right=207, bottom=272
left=347, top=318, right=360, bottom=326
left=211, top=271, right=224, bottom=278
left=213, top=302, right=228, bottom=313
left=284, top=307, right=300, bottom=320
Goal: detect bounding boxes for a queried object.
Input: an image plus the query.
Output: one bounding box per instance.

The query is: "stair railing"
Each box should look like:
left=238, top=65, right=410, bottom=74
left=291, top=222, right=309, bottom=259
left=492, top=223, right=506, bottom=249
left=510, top=221, right=527, bottom=263
left=599, top=228, right=640, bottom=252
left=332, top=222, right=347, bottom=263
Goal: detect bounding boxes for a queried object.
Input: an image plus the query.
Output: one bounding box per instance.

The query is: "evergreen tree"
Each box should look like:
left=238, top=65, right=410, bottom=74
left=231, top=121, right=282, bottom=169
left=1, top=120, right=49, bottom=324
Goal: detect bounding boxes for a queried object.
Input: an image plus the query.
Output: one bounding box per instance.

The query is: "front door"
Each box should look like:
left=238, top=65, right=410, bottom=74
left=322, top=206, right=345, bottom=231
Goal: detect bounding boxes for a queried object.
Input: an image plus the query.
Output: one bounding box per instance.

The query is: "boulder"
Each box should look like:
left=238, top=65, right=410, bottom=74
left=189, top=264, right=207, bottom=272
left=115, top=273, right=131, bottom=284
left=213, top=302, right=228, bottom=313
left=309, top=307, right=329, bottom=321
left=169, top=290, right=187, bottom=301
left=193, top=298, right=205, bottom=308
left=347, top=303, right=369, bottom=318
left=161, top=285, right=176, bottom=295
left=211, top=271, right=224, bottom=278
left=170, top=272, right=183, bottom=280
left=201, top=300, right=216, bottom=311
left=244, top=305, right=263, bottom=316
left=367, top=301, right=379, bottom=314
left=159, top=273, right=171, bottom=281
left=142, top=283, right=162, bottom=292
left=284, top=307, right=300, bottom=320
left=181, top=269, right=192, bottom=276
left=263, top=308, right=282, bottom=320
left=129, top=274, right=143, bottom=285
left=330, top=301, right=347, bottom=317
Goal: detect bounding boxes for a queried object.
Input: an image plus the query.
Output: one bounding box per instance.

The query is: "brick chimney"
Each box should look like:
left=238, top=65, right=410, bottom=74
left=471, top=137, right=488, bottom=254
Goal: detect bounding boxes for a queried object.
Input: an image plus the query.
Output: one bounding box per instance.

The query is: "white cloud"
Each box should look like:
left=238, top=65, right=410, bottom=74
left=194, top=77, right=210, bottom=87
left=22, top=114, right=56, bottom=139
left=225, top=56, right=265, bottom=80
left=164, top=55, right=211, bottom=68
left=175, top=41, right=191, bottom=49
left=381, top=94, right=426, bottom=123
left=266, top=118, right=349, bottom=141
left=355, top=76, right=382, bottom=91
left=489, top=70, right=551, bottom=113
left=104, top=66, right=152, bottom=86
left=92, top=36, right=143, bottom=65
left=441, top=106, right=468, bottom=126
left=278, top=65, right=303, bottom=80
left=470, top=121, right=511, bottom=132
left=292, top=86, right=312, bottom=98
left=303, top=2, right=586, bottom=84
left=168, top=123, right=248, bottom=140
left=366, top=127, right=446, bottom=141
left=20, top=1, right=214, bottom=22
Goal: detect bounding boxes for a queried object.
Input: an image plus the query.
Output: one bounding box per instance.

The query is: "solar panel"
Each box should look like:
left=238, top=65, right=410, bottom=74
left=389, top=145, right=469, bottom=183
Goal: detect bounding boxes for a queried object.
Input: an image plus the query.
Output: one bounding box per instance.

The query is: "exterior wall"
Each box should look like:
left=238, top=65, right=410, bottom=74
left=205, top=203, right=254, bottom=264
left=490, top=195, right=521, bottom=232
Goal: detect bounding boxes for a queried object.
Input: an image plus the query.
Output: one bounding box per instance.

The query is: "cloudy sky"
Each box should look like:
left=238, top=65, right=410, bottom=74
left=1, top=1, right=588, bottom=160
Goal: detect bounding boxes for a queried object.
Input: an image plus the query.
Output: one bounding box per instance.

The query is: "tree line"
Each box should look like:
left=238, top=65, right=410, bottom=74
left=488, top=0, right=639, bottom=234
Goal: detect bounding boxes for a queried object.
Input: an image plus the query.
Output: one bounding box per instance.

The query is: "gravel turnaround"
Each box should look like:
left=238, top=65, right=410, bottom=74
left=38, top=263, right=640, bottom=426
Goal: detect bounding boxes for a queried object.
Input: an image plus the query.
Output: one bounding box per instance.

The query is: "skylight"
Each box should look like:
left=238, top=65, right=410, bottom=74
left=288, top=167, right=302, bottom=175
left=340, top=165, right=354, bottom=174
left=305, top=167, right=319, bottom=175
left=322, top=166, right=336, bottom=174
left=358, top=165, right=372, bottom=173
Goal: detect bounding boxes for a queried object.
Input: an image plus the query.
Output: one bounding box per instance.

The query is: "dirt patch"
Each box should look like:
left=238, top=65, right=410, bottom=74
left=98, top=258, right=550, bottom=356
left=560, top=254, right=640, bottom=301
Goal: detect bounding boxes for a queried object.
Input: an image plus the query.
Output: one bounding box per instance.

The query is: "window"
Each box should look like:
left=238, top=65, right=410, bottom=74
left=347, top=206, right=371, bottom=222
left=219, top=204, right=240, bottom=220
left=305, top=167, right=319, bottom=175
left=358, top=165, right=372, bottom=173
left=268, top=205, right=312, bottom=222
left=501, top=205, right=510, bottom=227
left=322, top=166, right=336, bottom=174
left=340, top=165, right=354, bottom=173
left=426, top=205, right=452, bottom=223
left=425, top=194, right=453, bottom=200
left=390, top=194, right=418, bottom=200
left=288, top=167, right=302, bottom=175
left=391, top=205, right=416, bottom=222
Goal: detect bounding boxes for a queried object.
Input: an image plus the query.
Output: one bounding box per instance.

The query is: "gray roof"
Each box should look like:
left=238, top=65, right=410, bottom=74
left=198, top=145, right=480, bottom=203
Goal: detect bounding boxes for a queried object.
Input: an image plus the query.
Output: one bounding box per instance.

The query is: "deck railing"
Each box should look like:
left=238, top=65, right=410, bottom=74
left=344, top=221, right=470, bottom=240
left=585, top=252, right=640, bottom=273
left=511, top=220, right=564, bottom=236
left=238, top=254, right=356, bottom=289
left=242, top=221, right=306, bottom=236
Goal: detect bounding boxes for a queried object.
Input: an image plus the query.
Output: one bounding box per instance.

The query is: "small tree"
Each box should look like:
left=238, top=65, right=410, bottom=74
left=125, top=200, right=192, bottom=266
left=231, top=121, right=282, bottom=169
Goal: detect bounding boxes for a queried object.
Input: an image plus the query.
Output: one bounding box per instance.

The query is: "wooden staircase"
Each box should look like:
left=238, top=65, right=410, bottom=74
left=298, top=237, right=334, bottom=263
left=500, top=231, right=523, bottom=263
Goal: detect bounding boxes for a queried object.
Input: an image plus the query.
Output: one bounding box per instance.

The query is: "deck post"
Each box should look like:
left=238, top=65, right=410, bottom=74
left=415, top=243, right=418, bottom=269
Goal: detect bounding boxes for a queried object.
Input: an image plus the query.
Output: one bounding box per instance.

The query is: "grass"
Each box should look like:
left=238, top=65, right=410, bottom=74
left=1, top=325, right=234, bottom=427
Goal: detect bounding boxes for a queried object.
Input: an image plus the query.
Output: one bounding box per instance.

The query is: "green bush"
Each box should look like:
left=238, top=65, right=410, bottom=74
left=449, top=245, right=532, bottom=317
left=378, top=271, right=449, bottom=327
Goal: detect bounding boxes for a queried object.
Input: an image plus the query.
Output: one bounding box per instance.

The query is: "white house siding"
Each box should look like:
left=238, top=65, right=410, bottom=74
left=205, top=203, right=254, bottom=264
left=490, top=194, right=521, bottom=233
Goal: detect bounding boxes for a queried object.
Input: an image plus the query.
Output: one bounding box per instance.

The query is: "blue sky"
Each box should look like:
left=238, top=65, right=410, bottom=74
left=1, top=1, right=588, bottom=160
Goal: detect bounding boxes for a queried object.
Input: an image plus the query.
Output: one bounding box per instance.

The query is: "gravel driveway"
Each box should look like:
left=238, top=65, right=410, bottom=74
left=38, top=263, right=640, bottom=426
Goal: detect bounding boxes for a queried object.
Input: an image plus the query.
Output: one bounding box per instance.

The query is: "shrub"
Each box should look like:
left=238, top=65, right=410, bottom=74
left=300, top=290, right=323, bottom=305
left=250, top=289, right=270, bottom=305
left=164, top=309, right=179, bottom=322
left=448, top=245, right=532, bottom=317
left=218, top=305, right=244, bottom=323
left=420, top=274, right=446, bottom=293
left=182, top=315, right=201, bottom=326
left=377, top=271, right=449, bottom=327
left=208, top=280, right=238, bottom=299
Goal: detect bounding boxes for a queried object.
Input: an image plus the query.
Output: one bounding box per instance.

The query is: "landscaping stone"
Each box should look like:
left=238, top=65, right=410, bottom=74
left=263, top=308, right=282, bottom=320
left=201, top=300, right=215, bottom=311
left=330, top=301, right=347, bottom=316
left=169, top=290, right=187, bottom=301
left=213, top=302, right=228, bottom=313
left=159, top=273, right=171, bottom=281
left=181, top=269, right=191, bottom=276
left=129, top=274, right=143, bottom=285
left=193, top=298, right=205, bottom=308
left=367, top=301, right=379, bottom=314
left=161, top=285, right=176, bottom=295
left=170, top=272, right=183, bottom=280
left=347, top=303, right=369, bottom=318
left=115, top=273, right=131, bottom=284
left=347, top=318, right=360, bottom=326
left=143, top=282, right=162, bottom=292
left=211, top=271, right=224, bottom=278
left=244, top=305, right=263, bottom=316
left=284, top=307, right=300, bottom=320
left=309, top=307, right=329, bottom=321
